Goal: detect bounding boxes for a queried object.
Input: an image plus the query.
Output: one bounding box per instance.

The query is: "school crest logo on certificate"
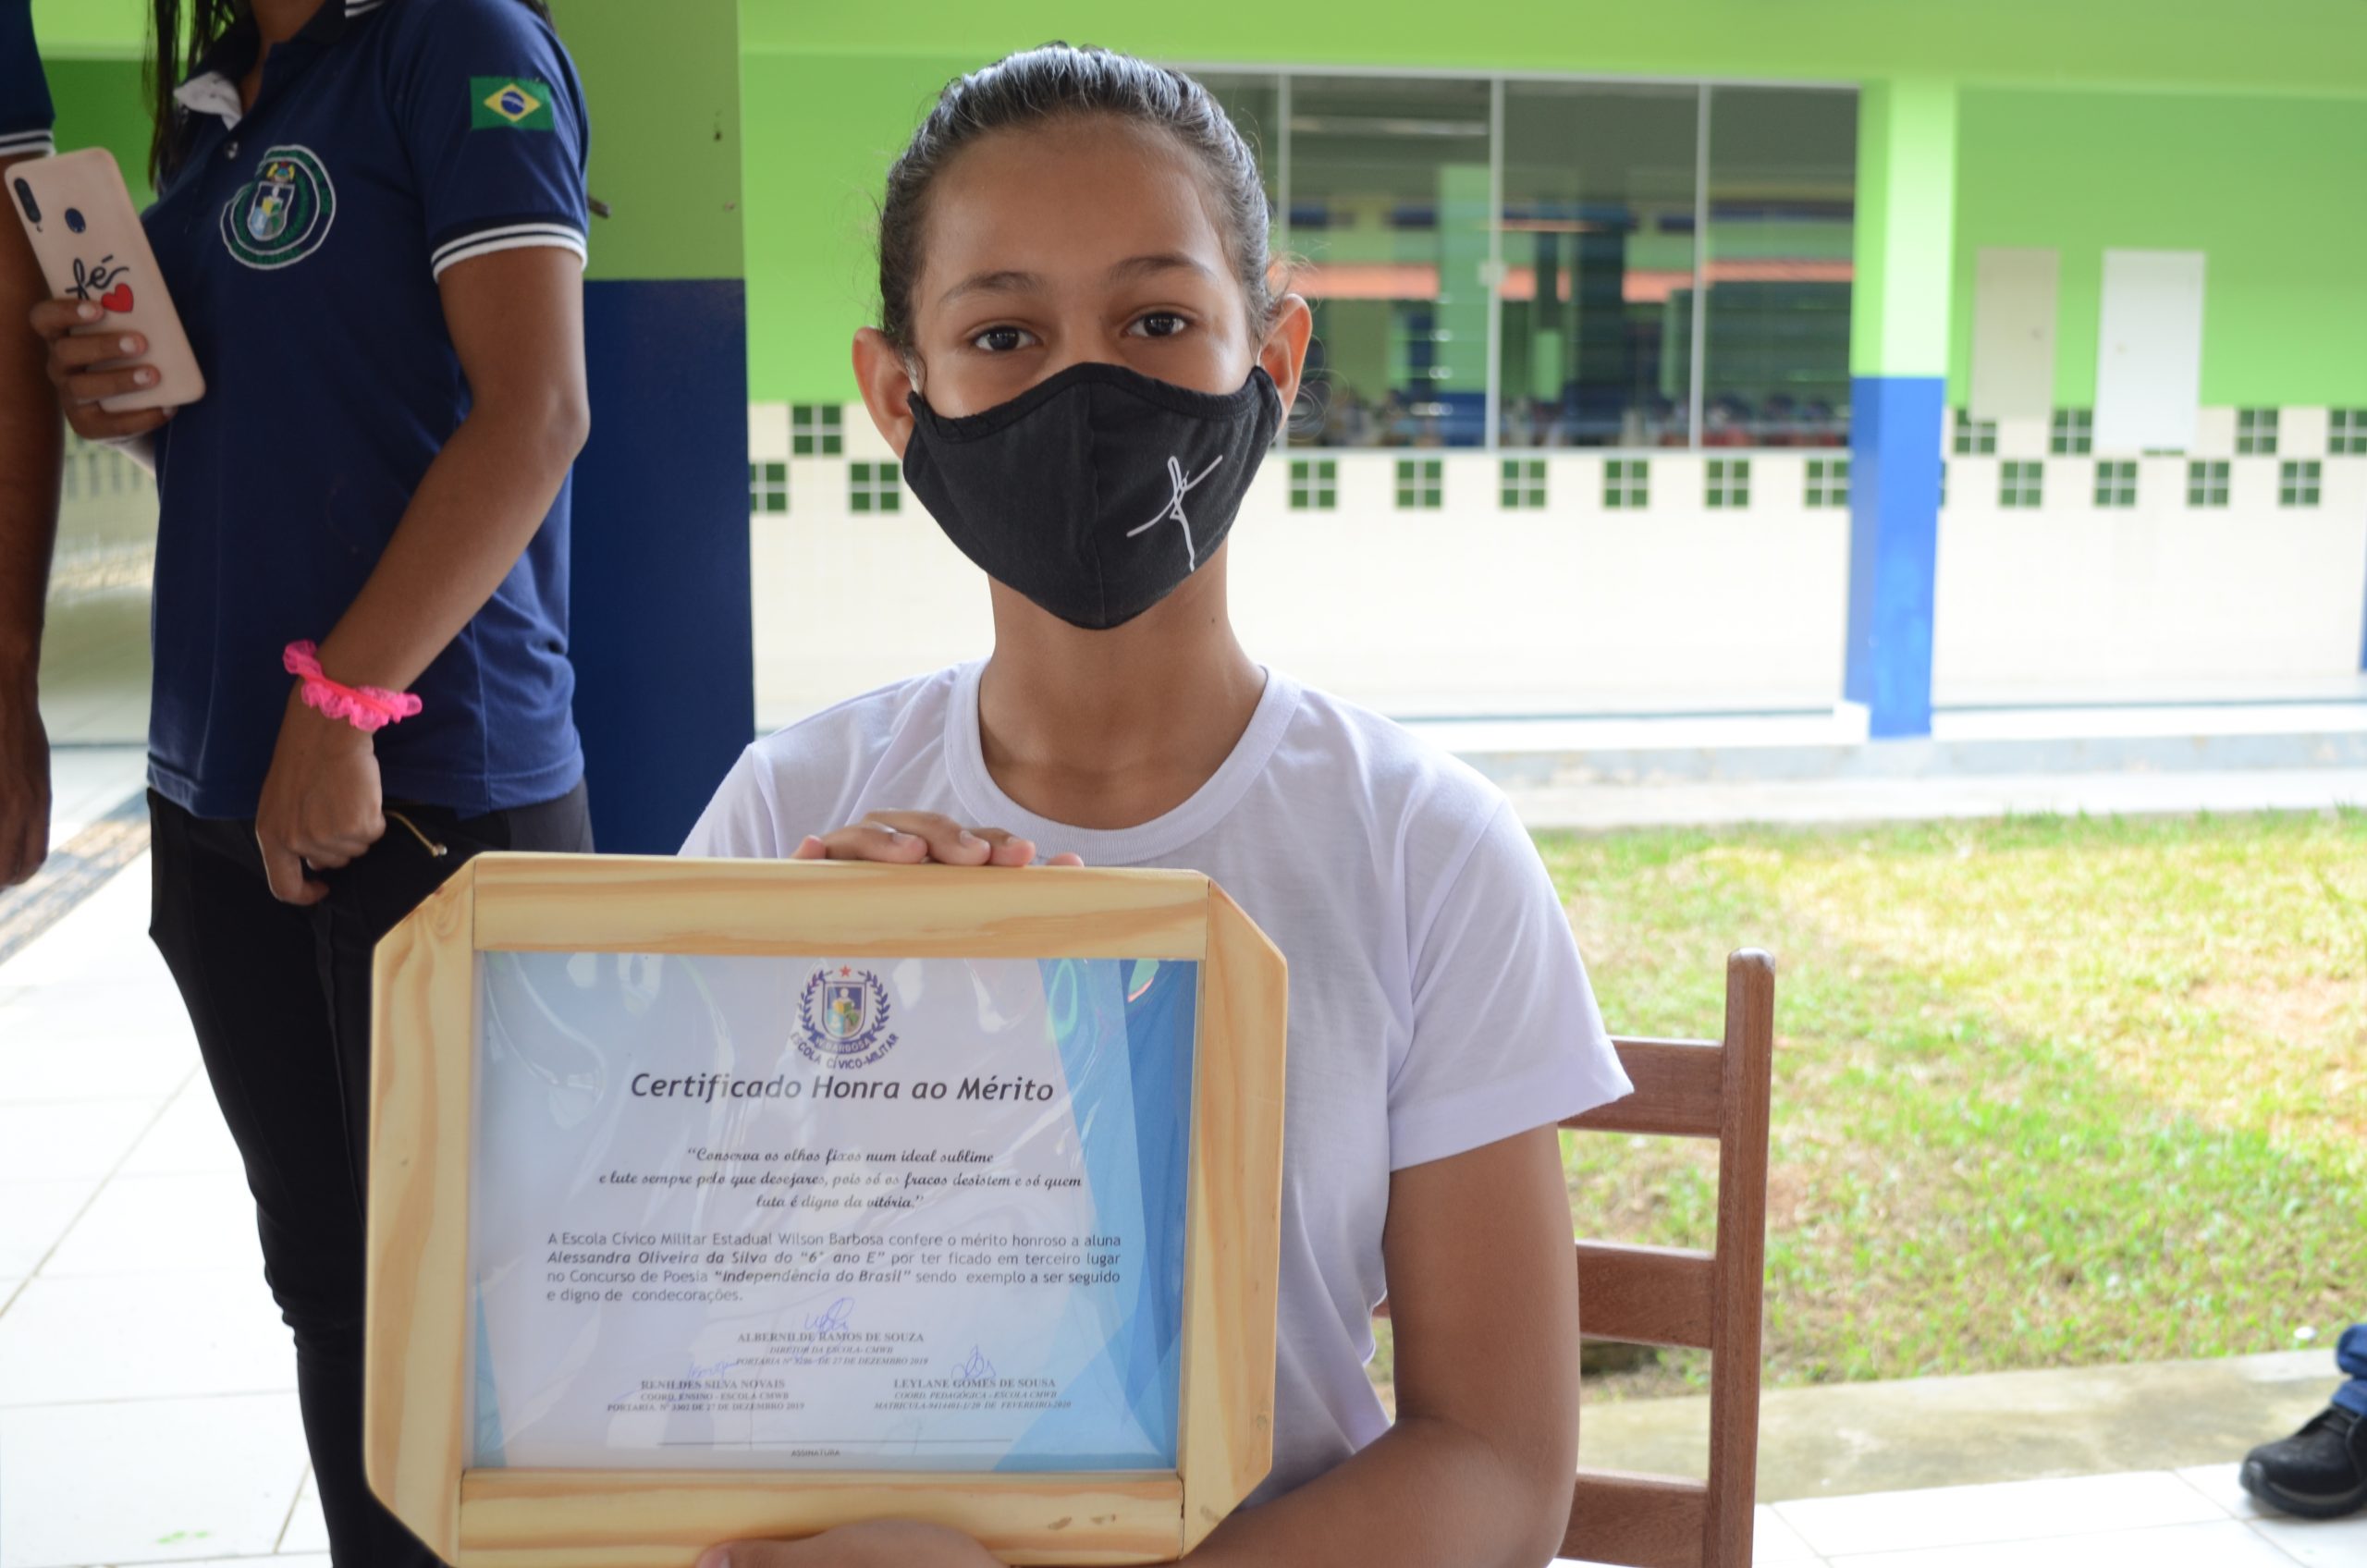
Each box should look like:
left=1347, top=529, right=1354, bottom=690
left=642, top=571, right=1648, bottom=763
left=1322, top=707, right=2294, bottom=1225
left=796, top=964, right=897, bottom=1069
left=472, top=77, right=557, bottom=129
left=219, top=145, right=335, bottom=269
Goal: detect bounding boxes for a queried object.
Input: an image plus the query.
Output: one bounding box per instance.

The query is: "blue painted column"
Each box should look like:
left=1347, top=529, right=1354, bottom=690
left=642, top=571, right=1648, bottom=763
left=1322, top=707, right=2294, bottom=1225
left=1843, top=79, right=1957, bottom=740
left=555, top=3, right=752, bottom=852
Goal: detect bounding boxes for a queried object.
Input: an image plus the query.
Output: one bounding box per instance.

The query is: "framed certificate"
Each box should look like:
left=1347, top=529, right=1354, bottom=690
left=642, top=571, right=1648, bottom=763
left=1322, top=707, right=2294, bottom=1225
left=363, top=854, right=1287, bottom=1566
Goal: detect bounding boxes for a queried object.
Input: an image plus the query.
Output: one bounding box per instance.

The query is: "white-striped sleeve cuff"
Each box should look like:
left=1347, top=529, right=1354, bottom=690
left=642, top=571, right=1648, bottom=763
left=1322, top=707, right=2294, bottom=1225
left=0, top=129, right=56, bottom=160
left=429, top=221, right=588, bottom=280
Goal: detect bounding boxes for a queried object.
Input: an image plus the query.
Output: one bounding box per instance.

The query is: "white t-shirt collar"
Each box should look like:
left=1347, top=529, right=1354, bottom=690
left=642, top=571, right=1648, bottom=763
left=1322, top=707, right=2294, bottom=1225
left=943, top=657, right=1302, bottom=864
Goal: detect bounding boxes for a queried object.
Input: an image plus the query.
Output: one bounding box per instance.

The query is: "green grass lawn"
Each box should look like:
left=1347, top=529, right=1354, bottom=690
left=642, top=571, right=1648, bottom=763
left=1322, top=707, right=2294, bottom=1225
left=1380, top=809, right=2367, bottom=1408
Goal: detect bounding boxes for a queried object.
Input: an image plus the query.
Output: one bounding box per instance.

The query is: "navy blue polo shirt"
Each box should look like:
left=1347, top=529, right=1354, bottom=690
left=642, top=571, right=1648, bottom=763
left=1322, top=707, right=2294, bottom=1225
left=0, top=0, right=55, bottom=161
left=142, top=0, right=590, bottom=819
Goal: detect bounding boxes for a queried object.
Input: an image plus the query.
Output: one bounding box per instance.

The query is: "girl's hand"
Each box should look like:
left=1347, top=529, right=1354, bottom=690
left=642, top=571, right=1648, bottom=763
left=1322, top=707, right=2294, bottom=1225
left=696, top=1521, right=1003, bottom=1568
left=253, top=687, right=387, bottom=904
left=791, top=809, right=1083, bottom=868
left=28, top=298, right=174, bottom=443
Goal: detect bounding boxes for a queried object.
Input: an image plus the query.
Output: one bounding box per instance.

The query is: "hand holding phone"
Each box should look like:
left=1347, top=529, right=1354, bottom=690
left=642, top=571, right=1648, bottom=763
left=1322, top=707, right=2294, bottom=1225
left=11, top=147, right=204, bottom=421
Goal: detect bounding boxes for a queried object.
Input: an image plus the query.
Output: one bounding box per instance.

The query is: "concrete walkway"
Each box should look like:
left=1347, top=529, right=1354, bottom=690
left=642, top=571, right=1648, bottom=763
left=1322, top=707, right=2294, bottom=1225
left=1414, top=698, right=2367, bottom=829
left=1578, top=1348, right=2336, bottom=1500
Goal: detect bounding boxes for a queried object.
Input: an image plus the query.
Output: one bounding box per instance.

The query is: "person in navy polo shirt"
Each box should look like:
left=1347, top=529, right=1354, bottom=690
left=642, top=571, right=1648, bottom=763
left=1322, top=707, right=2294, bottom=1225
left=28, top=1, right=593, bottom=1559
left=0, top=0, right=61, bottom=887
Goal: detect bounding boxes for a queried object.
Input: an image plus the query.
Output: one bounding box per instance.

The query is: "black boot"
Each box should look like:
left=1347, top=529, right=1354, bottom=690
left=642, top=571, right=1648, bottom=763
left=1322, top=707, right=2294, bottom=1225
left=2240, top=1404, right=2367, bottom=1520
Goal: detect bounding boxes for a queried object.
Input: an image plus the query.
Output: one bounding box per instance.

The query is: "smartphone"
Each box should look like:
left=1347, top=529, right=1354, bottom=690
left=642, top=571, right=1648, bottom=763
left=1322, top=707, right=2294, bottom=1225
left=8, top=146, right=204, bottom=411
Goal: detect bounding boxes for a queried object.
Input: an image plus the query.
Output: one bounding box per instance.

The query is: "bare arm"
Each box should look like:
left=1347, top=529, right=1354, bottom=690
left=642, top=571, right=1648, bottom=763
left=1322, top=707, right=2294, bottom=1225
left=249, top=243, right=587, bottom=900
left=0, top=152, right=63, bottom=883
left=705, top=1125, right=1583, bottom=1568
left=1185, top=1125, right=1582, bottom=1568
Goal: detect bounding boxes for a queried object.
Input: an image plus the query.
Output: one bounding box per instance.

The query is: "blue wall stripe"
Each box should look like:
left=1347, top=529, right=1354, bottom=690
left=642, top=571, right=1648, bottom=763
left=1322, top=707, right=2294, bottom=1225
left=1844, top=374, right=1945, bottom=740
left=570, top=277, right=753, bottom=853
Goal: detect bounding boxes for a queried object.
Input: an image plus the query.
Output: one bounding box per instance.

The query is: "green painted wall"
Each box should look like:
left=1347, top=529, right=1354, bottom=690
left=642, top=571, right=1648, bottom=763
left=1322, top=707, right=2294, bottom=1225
left=1948, top=87, right=2367, bottom=406
left=42, top=58, right=151, bottom=203
left=37, top=1, right=2367, bottom=408
left=740, top=50, right=975, bottom=406
left=741, top=0, right=2367, bottom=101
left=549, top=0, right=742, bottom=281
left=1850, top=78, right=1956, bottom=380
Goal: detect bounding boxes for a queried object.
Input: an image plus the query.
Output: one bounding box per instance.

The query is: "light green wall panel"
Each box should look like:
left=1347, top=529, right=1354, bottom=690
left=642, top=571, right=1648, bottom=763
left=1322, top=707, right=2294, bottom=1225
left=739, top=49, right=980, bottom=403
left=739, top=0, right=2367, bottom=99
left=43, top=58, right=153, bottom=202
left=1850, top=78, right=1956, bottom=379
left=1948, top=88, right=2367, bottom=405
left=550, top=0, right=742, bottom=281
left=29, top=0, right=142, bottom=57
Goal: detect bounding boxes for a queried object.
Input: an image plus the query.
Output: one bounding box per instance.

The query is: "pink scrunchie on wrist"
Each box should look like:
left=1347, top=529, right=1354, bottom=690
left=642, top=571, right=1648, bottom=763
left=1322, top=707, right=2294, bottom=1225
left=283, top=641, right=423, bottom=734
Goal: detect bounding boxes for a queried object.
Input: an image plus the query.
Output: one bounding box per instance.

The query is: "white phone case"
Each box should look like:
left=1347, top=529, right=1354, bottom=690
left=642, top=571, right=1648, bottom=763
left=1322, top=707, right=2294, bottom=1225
left=8, top=147, right=205, bottom=412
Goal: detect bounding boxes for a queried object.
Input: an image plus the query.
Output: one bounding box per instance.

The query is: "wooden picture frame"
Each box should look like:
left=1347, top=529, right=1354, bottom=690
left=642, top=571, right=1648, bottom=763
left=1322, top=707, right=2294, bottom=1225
left=364, top=854, right=1289, bottom=1566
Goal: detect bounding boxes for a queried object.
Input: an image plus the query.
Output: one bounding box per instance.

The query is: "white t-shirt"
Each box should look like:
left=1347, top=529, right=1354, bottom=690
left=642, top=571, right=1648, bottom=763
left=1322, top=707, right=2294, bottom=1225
left=681, top=661, right=1633, bottom=1502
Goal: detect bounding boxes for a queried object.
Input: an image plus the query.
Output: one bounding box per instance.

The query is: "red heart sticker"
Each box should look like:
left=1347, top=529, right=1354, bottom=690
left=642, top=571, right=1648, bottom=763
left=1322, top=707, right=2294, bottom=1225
left=99, top=282, right=133, bottom=313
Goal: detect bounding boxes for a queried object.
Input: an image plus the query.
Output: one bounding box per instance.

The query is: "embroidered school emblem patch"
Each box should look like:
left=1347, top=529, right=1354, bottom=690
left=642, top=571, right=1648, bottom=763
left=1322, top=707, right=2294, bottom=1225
left=472, top=77, right=555, bottom=129
left=795, top=965, right=898, bottom=1070
left=219, top=145, right=335, bottom=269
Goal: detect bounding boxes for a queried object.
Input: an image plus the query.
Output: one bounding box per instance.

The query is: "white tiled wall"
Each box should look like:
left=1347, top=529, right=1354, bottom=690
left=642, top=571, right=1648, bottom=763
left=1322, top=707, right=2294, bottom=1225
left=744, top=403, right=2367, bottom=726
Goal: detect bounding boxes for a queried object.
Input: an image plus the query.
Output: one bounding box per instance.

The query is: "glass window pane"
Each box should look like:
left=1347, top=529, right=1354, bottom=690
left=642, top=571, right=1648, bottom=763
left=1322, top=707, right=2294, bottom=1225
left=1497, top=82, right=1699, bottom=449
left=1700, top=87, right=1856, bottom=448
left=1284, top=75, right=1494, bottom=448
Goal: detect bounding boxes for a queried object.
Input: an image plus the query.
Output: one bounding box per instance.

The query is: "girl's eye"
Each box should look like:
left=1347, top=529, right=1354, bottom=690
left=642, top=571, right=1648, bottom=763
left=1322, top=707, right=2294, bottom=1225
left=1131, top=312, right=1189, bottom=339
left=971, top=325, right=1034, bottom=353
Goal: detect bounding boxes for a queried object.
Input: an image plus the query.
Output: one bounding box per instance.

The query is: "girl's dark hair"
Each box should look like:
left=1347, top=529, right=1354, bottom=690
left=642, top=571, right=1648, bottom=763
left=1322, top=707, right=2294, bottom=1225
left=877, top=43, right=1275, bottom=351
left=145, top=0, right=556, bottom=186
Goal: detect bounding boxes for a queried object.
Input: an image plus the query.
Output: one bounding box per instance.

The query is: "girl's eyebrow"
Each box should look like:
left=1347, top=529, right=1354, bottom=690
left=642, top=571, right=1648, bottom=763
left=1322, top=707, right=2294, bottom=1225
left=1105, top=251, right=1215, bottom=285
left=938, top=269, right=1040, bottom=308
left=938, top=253, right=1215, bottom=310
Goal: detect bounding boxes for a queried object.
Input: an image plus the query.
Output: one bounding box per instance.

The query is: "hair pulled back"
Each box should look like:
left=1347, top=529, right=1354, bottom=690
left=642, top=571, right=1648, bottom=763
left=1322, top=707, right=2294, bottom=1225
left=877, top=43, right=1275, bottom=352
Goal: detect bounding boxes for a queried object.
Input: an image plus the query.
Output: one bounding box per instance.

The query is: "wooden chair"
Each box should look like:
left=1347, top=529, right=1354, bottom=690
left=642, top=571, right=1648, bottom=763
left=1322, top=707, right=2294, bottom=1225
left=1560, top=949, right=1777, bottom=1568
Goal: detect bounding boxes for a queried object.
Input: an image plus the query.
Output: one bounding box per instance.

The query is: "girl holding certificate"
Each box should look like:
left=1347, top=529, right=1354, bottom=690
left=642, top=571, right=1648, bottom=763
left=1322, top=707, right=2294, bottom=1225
left=684, top=44, right=1633, bottom=1568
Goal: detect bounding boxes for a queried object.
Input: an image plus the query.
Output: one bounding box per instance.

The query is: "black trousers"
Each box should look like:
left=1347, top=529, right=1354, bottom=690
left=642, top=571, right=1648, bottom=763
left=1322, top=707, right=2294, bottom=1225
left=148, top=783, right=592, bottom=1566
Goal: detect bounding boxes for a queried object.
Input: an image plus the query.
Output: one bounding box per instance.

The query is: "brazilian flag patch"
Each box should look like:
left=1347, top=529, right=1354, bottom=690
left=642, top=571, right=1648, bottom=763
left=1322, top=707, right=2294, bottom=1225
left=471, top=77, right=556, bottom=129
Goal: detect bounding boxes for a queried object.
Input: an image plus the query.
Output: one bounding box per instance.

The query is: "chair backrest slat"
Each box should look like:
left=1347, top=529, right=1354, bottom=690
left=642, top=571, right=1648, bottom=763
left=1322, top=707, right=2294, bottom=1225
left=1575, top=1242, right=1714, bottom=1349
left=1562, top=1038, right=1723, bottom=1139
left=1564, top=950, right=1775, bottom=1568
left=1564, top=1467, right=1708, bottom=1568
left=1705, top=953, right=1778, bottom=1567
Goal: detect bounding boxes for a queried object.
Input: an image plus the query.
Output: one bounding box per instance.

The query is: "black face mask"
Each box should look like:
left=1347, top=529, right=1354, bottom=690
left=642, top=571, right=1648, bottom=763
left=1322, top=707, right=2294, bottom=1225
left=900, top=361, right=1283, bottom=631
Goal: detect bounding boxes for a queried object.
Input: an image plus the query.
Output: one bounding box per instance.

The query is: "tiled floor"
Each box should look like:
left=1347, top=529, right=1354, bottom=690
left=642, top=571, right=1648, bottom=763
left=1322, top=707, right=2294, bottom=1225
left=3, top=785, right=2361, bottom=1566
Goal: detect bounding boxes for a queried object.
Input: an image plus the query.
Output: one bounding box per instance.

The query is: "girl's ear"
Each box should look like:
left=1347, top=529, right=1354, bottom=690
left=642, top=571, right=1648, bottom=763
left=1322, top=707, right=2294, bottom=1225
left=1257, top=293, right=1314, bottom=423
left=852, top=327, right=920, bottom=458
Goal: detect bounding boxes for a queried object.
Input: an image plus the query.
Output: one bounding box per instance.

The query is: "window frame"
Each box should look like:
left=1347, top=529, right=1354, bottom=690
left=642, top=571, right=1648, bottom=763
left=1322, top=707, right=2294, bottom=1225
left=1999, top=459, right=2043, bottom=509
left=1704, top=457, right=1751, bottom=509
left=1804, top=456, right=1850, bottom=508
left=1603, top=457, right=1650, bottom=509
left=791, top=404, right=844, bottom=458
left=2235, top=407, right=2279, bottom=456
left=2050, top=409, right=2093, bottom=456
left=1499, top=457, right=1547, bottom=510
left=848, top=459, right=902, bottom=514
left=1395, top=457, right=1444, bottom=509
left=748, top=459, right=789, bottom=515
left=2092, top=459, right=2136, bottom=508
left=1289, top=458, right=1339, bottom=510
